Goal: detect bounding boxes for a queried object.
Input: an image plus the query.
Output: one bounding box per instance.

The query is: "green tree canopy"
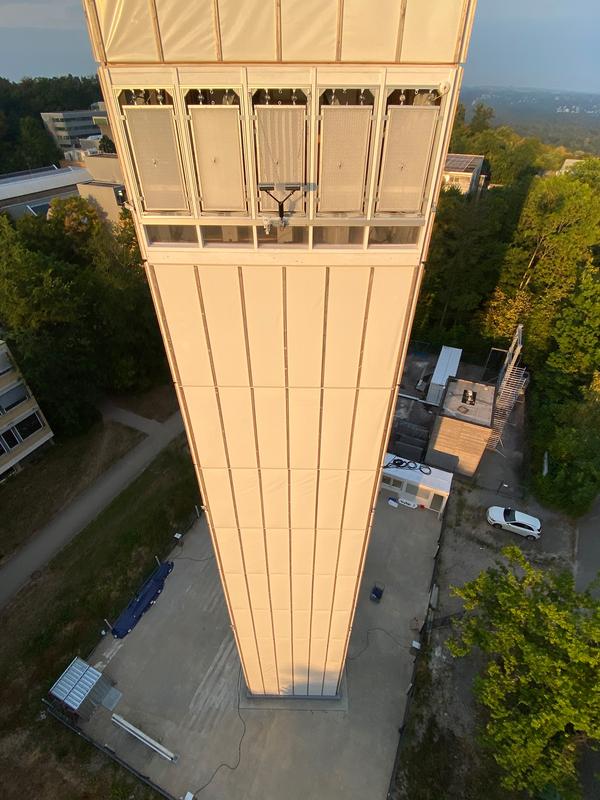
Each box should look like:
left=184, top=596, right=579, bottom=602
left=99, top=134, right=116, bottom=153
left=0, top=74, right=100, bottom=172
left=449, top=546, right=600, bottom=799
left=470, top=101, right=495, bottom=133
left=0, top=199, right=167, bottom=434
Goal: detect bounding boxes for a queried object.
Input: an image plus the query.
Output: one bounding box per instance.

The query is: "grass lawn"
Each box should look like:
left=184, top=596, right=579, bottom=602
left=391, top=657, right=523, bottom=800
left=0, top=435, right=199, bottom=800
left=111, top=383, right=180, bottom=422
left=0, top=420, right=144, bottom=566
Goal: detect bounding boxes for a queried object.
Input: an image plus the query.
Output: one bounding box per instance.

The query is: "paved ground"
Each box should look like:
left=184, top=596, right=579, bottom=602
left=82, top=495, right=442, bottom=800
left=576, top=494, right=600, bottom=593
left=0, top=407, right=184, bottom=608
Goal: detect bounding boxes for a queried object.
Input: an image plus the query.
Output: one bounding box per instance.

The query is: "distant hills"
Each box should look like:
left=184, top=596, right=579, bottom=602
left=460, top=86, right=600, bottom=155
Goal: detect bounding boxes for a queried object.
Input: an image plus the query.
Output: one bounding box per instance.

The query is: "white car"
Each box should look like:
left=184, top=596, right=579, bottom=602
left=486, top=506, right=542, bottom=540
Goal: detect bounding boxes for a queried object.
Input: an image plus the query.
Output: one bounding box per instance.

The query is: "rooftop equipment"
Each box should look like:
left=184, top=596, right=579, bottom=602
left=425, top=346, right=462, bottom=406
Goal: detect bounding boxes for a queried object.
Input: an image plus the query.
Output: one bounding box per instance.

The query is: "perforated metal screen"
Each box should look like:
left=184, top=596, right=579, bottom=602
left=190, top=106, right=246, bottom=212
left=124, top=106, right=188, bottom=212
left=377, top=106, right=438, bottom=214
left=318, top=106, right=372, bottom=214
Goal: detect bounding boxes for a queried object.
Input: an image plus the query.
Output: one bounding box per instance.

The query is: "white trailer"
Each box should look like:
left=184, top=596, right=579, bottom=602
left=425, top=346, right=462, bottom=406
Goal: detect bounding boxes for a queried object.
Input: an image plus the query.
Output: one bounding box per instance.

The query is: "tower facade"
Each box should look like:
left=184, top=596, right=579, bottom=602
left=83, top=0, right=477, bottom=696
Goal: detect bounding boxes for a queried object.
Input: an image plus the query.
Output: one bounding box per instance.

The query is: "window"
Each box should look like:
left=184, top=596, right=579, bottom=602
left=257, top=226, right=308, bottom=246
left=430, top=494, right=444, bottom=512
left=369, top=227, right=420, bottom=246
left=313, top=227, right=364, bottom=246
left=0, top=351, right=12, bottom=376
left=15, top=413, right=43, bottom=440
left=201, top=226, right=253, bottom=245
left=1, top=429, right=19, bottom=450
left=145, top=225, right=198, bottom=245
left=405, top=483, right=418, bottom=495
left=0, top=384, right=28, bottom=413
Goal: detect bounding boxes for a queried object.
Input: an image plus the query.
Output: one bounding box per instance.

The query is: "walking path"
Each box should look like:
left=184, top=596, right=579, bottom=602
left=576, top=494, right=600, bottom=594
left=0, top=407, right=184, bottom=609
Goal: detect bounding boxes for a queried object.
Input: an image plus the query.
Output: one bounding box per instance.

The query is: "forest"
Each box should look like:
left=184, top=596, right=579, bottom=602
left=0, top=199, right=167, bottom=434
left=416, top=103, right=600, bottom=515
left=0, top=75, right=101, bottom=173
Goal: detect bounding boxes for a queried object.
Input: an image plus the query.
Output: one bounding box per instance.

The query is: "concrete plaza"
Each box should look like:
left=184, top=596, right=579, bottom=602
left=82, top=494, right=441, bottom=800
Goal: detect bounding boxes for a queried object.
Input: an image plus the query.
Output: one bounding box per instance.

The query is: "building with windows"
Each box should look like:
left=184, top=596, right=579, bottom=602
left=442, top=152, right=486, bottom=195
left=0, top=165, right=91, bottom=219
left=83, top=0, right=477, bottom=698
left=41, top=103, right=108, bottom=150
left=0, top=341, right=53, bottom=479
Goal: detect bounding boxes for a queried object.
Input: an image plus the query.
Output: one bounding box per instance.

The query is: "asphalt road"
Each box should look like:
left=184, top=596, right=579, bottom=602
left=0, top=409, right=184, bottom=609
left=576, top=495, right=600, bottom=594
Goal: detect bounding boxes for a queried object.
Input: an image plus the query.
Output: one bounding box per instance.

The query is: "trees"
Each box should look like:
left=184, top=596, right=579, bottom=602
left=99, top=135, right=116, bottom=153
left=470, top=102, right=494, bottom=134
left=484, top=173, right=600, bottom=365
left=0, top=75, right=101, bottom=172
left=0, top=199, right=167, bottom=435
left=449, top=547, right=600, bottom=799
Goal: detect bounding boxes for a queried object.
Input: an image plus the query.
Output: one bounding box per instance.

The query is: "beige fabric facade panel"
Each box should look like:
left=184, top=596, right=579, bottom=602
left=94, top=0, right=158, bottom=62
left=150, top=262, right=417, bottom=695
left=87, top=0, right=474, bottom=64
left=340, top=0, right=402, bottom=62
left=280, top=0, right=337, bottom=61
left=154, top=0, right=216, bottom=61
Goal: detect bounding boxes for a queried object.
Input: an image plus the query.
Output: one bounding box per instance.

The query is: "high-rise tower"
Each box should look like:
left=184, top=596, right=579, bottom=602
left=83, top=0, right=477, bottom=697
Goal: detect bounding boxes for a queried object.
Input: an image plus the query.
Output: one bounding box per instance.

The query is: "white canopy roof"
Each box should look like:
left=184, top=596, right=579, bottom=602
left=382, top=453, right=453, bottom=495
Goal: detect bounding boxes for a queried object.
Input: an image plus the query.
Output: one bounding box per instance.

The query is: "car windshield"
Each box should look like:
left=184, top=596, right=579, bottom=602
left=503, top=508, right=516, bottom=523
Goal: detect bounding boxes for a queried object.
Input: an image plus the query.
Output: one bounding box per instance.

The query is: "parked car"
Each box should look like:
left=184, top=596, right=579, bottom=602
left=486, top=506, right=542, bottom=540
left=112, top=561, right=174, bottom=638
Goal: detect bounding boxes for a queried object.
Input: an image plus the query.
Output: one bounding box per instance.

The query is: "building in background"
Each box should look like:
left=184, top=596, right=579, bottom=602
left=77, top=152, right=126, bottom=223
left=0, top=341, right=53, bottom=480
left=41, top=103, right=108, bottom=150
left=0, top=165, right=91, bottom=219
left=83, top=0, right=477, bottom=698
left=558, top=158, right=582, bottom=175
left=442, top=153, right=486, bottom=195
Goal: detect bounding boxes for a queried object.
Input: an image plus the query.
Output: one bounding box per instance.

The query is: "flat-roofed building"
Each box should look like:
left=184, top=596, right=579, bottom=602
left=0, top=165, right=91, bottom=219
left=426, top=377, right=495, bottom=476
left=442, top=153, right=486, bottom=195
left=0, top=341, right=54, bottom=479
left=82, top=0, right=478, bottom=697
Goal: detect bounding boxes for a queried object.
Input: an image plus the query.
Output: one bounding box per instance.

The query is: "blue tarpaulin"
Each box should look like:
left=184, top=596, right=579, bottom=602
left=112, top=561, right=173, bottom=639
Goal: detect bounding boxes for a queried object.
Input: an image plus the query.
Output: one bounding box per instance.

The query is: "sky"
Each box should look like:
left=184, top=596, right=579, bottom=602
left=0, top=0, right=598, bottom=93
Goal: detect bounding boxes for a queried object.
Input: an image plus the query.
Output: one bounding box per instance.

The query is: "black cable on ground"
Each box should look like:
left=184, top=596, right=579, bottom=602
left=193, top=667, right=247, bottom=796
left=347, top=627, right=413, bottom=661
left=383, top=457, right=432, bottom=475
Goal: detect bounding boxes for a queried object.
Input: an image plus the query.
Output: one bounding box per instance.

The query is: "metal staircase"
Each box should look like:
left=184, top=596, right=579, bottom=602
left=487, top=363, right=527, bottom=449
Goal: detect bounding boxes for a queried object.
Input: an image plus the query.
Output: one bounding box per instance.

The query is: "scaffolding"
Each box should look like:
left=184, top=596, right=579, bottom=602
left=487, top=325, right=528, bottom=450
